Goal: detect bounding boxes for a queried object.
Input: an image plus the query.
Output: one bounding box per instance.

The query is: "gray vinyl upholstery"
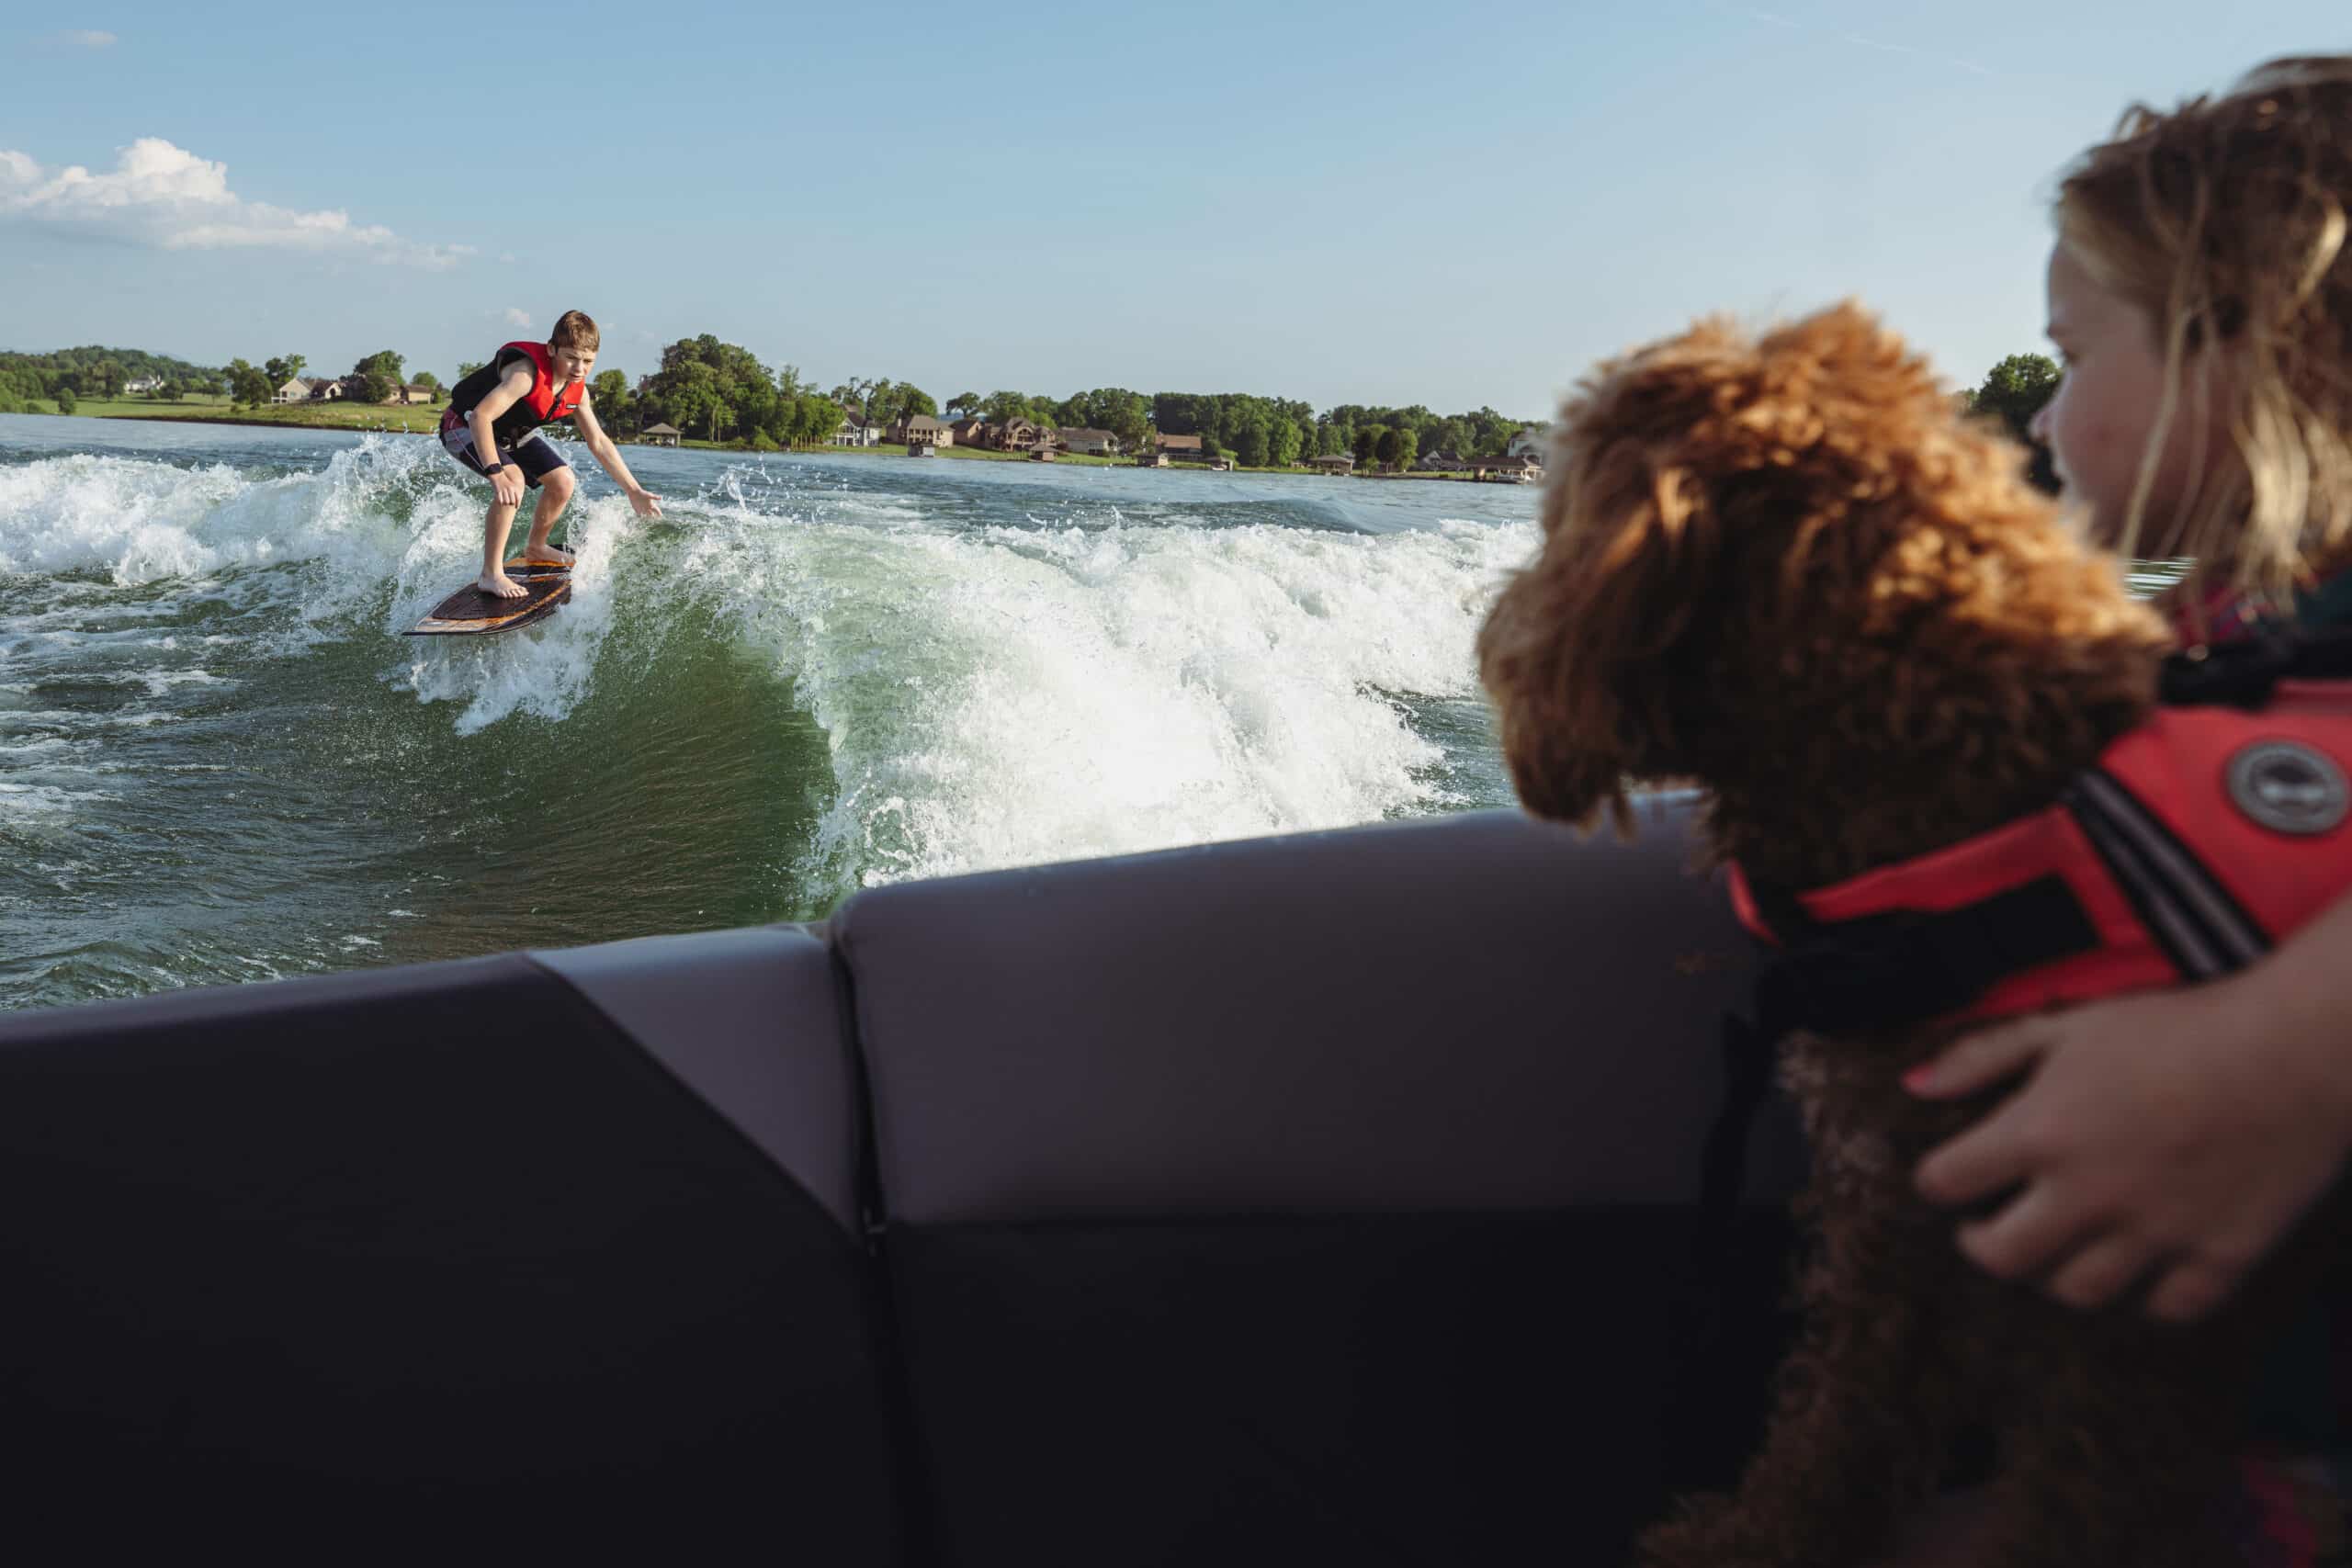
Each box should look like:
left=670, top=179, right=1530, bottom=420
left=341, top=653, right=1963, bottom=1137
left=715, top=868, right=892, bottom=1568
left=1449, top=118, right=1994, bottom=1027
left=835, top=799, right=1794, bottom=1223
left=530, top=923, right=863, bottom=1235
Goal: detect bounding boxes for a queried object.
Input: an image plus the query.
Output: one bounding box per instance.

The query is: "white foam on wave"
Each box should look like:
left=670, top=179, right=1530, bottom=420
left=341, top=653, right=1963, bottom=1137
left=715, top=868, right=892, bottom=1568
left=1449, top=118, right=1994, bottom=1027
left=0, top=437, right=441, bottom=644
left=698, top=492, right=1537, bottom=895
left=388, top=495, right=631, bottom=734
left=0, top=780, right=119, bottom=818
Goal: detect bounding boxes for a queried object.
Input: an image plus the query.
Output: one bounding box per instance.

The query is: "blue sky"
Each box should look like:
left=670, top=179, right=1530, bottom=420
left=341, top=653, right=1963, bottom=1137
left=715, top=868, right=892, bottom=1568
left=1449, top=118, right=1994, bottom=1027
left=1, top=1, right=2341, bottom=417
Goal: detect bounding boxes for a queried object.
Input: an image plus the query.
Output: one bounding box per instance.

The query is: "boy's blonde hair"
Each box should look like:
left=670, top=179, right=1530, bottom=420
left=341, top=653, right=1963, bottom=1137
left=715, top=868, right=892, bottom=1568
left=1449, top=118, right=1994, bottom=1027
left=548, top=310, right=600, bottom=354
left=2055, top=54, right=2352, bottom=603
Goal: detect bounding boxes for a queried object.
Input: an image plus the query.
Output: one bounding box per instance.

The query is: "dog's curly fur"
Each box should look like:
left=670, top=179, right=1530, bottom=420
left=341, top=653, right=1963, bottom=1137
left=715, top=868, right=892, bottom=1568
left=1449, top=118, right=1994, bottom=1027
left=1478, top=302, right=2343, bottom=1567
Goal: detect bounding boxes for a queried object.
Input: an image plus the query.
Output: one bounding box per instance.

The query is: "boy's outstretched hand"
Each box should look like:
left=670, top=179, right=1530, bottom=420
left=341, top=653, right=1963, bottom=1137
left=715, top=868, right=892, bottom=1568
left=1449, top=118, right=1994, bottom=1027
left=628, top=485, right=663, bottom=520
left=1905, top=972, right=2352, bottom=1323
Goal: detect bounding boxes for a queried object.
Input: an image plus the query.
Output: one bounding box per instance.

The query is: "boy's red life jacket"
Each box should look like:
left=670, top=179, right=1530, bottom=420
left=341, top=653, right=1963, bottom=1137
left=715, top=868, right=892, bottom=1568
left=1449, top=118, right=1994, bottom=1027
left=1729, top=633, right=2352, bottom=1039
left=441, top=341, right=585, bottom=449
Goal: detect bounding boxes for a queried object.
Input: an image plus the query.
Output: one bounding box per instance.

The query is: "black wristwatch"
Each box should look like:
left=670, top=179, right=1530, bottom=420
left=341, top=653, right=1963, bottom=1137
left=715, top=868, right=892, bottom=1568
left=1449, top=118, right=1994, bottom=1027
left=485, top=460, right=510, bottom=474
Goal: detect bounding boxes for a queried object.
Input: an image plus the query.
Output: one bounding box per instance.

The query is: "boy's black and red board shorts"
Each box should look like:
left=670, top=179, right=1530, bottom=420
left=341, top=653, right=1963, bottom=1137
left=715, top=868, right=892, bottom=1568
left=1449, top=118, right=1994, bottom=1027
left=437, top=409, right=571, bottom=490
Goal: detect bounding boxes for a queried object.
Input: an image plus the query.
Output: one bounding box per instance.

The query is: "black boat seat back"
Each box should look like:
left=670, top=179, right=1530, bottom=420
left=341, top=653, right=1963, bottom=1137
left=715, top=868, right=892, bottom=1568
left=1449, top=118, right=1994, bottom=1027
left=0, top=926, right=913, bottom=1560
left=834, top=802, right=1802, bottom=1567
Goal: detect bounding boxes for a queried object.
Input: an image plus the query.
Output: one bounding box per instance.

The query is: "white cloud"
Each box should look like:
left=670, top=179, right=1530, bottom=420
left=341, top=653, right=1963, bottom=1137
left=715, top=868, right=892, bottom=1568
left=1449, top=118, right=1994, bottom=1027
left=0, top=137, right=471, bottom=268
left=502, top=306, right=533, bottom=328
left=58, top=29, right=117, bottom=47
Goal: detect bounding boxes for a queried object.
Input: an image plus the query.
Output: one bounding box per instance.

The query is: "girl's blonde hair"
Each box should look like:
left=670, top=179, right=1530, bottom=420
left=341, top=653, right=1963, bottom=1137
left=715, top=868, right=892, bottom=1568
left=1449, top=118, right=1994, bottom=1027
left=2055, top=54, right=2352, bottom=604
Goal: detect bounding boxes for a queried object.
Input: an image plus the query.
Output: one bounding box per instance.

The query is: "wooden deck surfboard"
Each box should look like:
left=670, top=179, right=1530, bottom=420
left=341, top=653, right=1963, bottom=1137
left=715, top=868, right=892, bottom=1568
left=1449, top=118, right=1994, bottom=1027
left=405, top=558, right=573, bottom=637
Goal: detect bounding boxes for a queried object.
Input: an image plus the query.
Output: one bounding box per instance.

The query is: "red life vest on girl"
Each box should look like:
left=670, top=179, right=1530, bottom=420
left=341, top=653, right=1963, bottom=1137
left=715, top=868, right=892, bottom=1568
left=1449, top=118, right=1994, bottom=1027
left=443, top=341, right=585, bottom=448
left=1729, top=634, right=2352, bottom=1037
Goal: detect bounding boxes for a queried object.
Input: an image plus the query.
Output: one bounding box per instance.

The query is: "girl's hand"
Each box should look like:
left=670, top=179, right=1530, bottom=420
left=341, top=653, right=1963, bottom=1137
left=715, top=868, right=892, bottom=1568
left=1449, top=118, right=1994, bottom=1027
left=1905, top=974, right=2352, bottom=1322
left=628, top=486, right=663, bottom=520
left=492, top=465, right=525, bottom=507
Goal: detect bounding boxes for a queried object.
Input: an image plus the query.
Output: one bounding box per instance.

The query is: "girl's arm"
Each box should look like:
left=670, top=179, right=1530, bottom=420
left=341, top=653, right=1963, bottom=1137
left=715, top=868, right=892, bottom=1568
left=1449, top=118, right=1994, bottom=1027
left=1906, top=886, right=2352, bottom=1321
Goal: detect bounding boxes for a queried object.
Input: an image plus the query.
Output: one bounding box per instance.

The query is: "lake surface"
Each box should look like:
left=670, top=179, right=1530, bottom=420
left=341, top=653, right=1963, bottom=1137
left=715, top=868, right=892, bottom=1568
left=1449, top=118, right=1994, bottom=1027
left=0, top=415, right=1541, bottom=1011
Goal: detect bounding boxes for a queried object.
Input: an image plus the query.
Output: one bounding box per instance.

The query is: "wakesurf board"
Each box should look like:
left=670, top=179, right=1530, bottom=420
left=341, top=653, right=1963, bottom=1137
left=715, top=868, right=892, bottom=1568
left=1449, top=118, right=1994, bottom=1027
left=405, top=557, right=573, bottom=637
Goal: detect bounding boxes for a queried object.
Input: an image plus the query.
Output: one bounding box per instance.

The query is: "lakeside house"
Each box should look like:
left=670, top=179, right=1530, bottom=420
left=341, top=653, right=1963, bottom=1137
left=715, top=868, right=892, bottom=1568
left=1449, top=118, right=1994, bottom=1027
left=986, top=417, right=1040, bottom=451
left=641, top=423, right=682, bottom=447
left=304, top=378, right=342, bottom=401
left=1057, top=427, right=1123, bottom=457
left=1136, top=451, right=1169, bottom=468
left=831, top=415, right=881, bottom=446
left=1506, top=425, right=1550, bottom=459
left=891, top=414, right=951, bottom=446
left=272, top=378, right=311, bottom=404
left=948, top=417, right=989, bottom=446
left=1308, top=454, right=1355, bottom=476
left=1473, top=454, right=1544, bottom=483
left=383, top=384, right=437, bottom=406
left=1154, top=433, right=1204, bottom=459
left=124, top=376, right=164, bottom=396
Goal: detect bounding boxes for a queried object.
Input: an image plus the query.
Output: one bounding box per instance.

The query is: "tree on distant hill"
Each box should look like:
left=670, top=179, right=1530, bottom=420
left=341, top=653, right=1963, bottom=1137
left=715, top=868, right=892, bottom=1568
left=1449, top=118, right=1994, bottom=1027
left=589, top=369, right=635, bottom=435
left=1964, top=353, right=2063, bottom=493
left=352, top=350, right=404, bottom=388
left=265, top=355, right=307, bottom=388
left=1968, top=353, right=2061, bottom=441
left=881, top=384, right=937, bottom=426
left=54, top=385, right=76, bottom=415
left=355, top=370, right=393, bottom=405
left=225, top=358, right=271, bottom=409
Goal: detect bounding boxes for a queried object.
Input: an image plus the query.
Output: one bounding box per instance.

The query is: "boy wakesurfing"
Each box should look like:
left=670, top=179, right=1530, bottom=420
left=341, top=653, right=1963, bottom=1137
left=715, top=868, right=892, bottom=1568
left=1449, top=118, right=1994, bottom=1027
left=439, top=310, right=663, bottom=598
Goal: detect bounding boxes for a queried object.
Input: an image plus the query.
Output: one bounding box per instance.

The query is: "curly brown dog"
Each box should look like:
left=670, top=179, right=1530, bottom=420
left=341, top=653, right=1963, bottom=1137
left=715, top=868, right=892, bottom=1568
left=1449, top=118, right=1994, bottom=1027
left=1477, top=301, right=2344, bottom=1567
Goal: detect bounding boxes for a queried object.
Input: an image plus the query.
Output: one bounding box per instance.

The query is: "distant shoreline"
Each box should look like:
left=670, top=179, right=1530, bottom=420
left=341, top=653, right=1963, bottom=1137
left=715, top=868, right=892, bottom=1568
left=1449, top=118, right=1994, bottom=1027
left=20, top=408, right=1529, bottom=481
left=94, top=411, right=433, bottom=435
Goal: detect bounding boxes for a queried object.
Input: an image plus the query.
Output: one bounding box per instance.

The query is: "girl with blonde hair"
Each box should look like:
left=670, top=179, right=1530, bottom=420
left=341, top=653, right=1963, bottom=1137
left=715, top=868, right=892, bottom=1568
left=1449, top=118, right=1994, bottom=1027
left=1899, top=53, right=2352, bottom=1565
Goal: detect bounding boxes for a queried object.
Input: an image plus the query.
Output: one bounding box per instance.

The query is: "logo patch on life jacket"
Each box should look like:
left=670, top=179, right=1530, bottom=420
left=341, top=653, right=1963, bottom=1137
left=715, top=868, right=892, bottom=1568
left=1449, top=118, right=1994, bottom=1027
left=2226, top=740, right=2349, bottom=835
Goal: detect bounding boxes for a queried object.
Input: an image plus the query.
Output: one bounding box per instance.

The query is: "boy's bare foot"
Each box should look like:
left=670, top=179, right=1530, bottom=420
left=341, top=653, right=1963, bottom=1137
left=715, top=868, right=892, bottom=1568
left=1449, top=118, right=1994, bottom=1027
left=478, top=570, right=527, bottom=599
left=519, top=543, right=575, bottom=567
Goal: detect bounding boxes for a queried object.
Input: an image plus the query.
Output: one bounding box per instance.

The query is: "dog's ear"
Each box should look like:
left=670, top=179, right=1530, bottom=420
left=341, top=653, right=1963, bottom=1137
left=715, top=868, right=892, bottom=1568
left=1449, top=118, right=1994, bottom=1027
left=1476, top=401, right=1726, bottom=834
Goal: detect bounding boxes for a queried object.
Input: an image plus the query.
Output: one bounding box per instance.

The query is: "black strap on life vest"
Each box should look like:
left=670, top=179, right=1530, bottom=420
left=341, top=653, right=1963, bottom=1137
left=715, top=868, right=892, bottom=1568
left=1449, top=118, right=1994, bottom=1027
left=1742, top=874, right=2101, bottom=1044
left=2162, top=627, right=2352, bottom=707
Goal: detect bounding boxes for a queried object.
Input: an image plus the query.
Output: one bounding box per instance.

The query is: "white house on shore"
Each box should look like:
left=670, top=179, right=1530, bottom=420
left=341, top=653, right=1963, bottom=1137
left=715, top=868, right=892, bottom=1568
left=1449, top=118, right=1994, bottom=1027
left=273, top=378, right=311, bottom=404
left=124, top=376, right=164, bottom=396
left=831, top=416, right=881, bottom=446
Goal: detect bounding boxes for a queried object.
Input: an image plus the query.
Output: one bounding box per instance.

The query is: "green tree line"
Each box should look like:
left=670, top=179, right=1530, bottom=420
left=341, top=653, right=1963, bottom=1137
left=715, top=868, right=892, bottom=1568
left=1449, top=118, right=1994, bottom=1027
left=3, top=339, right=2069, bottom=470
left=0, top=345, right=221, bottom=412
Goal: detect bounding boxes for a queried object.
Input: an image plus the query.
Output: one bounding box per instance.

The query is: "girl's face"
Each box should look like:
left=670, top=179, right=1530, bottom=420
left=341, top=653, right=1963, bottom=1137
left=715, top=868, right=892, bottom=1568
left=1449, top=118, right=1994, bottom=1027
left=2030, top=243, right=2232, bottom=553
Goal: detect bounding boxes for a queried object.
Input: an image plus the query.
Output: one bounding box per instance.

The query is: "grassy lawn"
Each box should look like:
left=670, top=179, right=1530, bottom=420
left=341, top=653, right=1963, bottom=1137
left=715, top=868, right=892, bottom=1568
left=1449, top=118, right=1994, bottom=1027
left=33, top=393, right=451, bottom=434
